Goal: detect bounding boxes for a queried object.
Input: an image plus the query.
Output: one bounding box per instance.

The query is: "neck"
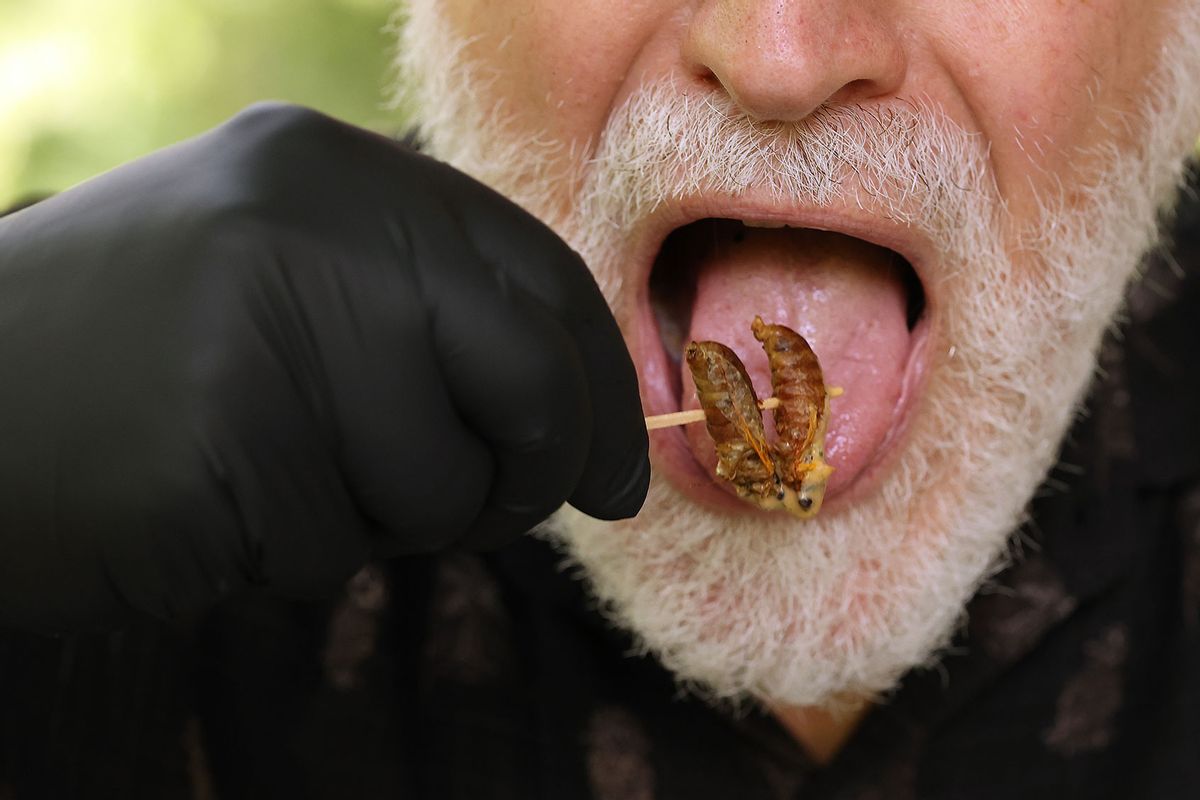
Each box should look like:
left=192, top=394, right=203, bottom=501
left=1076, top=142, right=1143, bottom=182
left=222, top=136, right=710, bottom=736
left=770, top=697, right=872, bottom=766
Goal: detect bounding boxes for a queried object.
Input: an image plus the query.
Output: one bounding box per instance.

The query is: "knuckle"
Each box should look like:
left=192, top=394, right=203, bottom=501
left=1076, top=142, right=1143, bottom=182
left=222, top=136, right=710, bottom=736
left=206, top=103, right=346, bottom=215
left=223, top=101, right=331, bottom=150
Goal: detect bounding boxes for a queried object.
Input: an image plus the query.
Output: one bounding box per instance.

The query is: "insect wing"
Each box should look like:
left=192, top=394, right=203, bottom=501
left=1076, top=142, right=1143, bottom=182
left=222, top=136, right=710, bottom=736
left=685, top=341, right=774, bottom=477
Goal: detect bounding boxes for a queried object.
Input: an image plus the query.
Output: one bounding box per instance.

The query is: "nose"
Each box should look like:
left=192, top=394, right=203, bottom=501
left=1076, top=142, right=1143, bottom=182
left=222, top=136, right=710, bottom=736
left=684, top=0, right=908, bottom=122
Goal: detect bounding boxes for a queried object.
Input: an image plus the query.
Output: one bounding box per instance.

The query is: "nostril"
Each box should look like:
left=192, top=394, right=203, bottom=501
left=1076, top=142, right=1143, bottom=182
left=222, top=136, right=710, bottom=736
left=694, top=66, right=723, bottom=92
left=830, top=77, right=889, bottom=106
left=840, top=78, right=872, bottom=98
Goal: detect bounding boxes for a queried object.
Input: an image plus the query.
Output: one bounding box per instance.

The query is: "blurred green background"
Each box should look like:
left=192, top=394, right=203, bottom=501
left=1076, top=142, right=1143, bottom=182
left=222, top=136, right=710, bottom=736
left=0, top=0, right=402, bottom=208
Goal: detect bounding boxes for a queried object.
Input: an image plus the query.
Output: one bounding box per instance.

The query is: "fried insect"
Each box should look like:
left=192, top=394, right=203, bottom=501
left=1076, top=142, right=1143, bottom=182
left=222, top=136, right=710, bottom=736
left=685, top=319, right=834, bottom=519
left=684, top=341, right=782, bottom=505
left=752, top=316, right=834, bottom=517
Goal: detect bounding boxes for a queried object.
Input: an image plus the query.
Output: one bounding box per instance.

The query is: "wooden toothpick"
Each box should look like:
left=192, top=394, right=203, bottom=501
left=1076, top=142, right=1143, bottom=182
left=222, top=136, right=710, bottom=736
left=644, top=388, right=843, bottom=430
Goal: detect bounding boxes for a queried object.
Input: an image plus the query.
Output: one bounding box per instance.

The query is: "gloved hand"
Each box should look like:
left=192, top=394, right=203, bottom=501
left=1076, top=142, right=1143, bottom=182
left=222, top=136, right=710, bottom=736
left=0, top=103, right=649, bottom=631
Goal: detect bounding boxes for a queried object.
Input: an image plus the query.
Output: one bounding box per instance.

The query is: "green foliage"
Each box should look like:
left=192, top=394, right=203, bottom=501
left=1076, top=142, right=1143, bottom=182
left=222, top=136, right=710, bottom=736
left=0, top=0, right=402, bottom=207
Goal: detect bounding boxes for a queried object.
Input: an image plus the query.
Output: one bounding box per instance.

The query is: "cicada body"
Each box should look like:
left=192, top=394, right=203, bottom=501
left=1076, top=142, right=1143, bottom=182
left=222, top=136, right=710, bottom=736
left=752, top=316, right=833, bottom=517
left=684, top=341, right=781, bottom=504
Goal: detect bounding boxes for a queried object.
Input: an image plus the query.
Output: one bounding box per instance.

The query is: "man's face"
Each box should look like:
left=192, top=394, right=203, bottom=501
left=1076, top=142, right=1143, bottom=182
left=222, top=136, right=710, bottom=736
left=398, top=1, right=1200, bottom=707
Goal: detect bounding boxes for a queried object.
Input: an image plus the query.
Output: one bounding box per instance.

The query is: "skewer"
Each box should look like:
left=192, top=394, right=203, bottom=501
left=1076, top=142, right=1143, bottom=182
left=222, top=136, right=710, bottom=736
left=645, top=387, right=843, bottom=430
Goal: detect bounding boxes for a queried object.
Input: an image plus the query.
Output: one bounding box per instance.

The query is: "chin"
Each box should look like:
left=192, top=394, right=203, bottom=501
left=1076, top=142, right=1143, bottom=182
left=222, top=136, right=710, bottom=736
left=547, top=347, right=1087, bottom=708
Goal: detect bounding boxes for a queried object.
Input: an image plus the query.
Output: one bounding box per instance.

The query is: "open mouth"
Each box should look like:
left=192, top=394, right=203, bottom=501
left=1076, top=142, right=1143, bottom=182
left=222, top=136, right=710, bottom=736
left=642, top=216, right=931, bottom=514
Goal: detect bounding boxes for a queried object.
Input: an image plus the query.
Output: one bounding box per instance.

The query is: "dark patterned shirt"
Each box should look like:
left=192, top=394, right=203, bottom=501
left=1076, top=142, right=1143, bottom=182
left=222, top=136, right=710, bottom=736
left=2, top=177, right=1199, bottom=799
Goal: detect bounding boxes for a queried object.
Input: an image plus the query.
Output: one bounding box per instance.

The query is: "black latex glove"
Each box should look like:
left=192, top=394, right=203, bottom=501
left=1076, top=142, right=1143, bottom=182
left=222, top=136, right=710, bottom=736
left=0, top=103, right=649, bottom=631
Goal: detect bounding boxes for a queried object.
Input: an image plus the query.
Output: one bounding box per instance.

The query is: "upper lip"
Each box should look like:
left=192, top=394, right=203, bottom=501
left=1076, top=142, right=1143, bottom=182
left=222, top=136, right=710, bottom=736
left=629, top=191, right=936, bottom=412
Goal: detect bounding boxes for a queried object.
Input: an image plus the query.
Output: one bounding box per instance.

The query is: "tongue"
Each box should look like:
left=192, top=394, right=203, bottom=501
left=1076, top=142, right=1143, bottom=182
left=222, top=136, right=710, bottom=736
left=681, top=223, right=911, bottom=497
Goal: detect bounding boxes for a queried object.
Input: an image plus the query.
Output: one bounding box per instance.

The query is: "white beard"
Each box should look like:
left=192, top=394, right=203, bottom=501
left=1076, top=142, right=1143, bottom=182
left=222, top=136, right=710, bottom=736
left=394, top=2, right=1200, bottom=708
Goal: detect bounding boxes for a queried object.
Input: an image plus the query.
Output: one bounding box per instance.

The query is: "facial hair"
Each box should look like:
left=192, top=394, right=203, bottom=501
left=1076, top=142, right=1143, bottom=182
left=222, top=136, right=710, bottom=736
left=394, top=2, right=1200, bottom=707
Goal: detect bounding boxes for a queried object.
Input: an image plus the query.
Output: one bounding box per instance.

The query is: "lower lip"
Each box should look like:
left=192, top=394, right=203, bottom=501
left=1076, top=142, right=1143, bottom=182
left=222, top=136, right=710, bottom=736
left=636, top=295, right=934, bottom=518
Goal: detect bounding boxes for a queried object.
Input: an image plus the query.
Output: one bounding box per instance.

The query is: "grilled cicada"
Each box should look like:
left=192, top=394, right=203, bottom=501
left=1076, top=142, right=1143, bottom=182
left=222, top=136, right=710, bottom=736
left=684, top=341, right=782, bottom=506
left=752, top=316, right=834, bottom=516
left=685, top=317, right=833, bottom=519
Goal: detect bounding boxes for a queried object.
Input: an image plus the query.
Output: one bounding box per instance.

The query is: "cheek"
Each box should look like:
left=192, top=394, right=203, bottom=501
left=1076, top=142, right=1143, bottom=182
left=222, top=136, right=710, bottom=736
left=936, top=1, right=1168, bottom=214
left=445, top=1, right=670, bottom=154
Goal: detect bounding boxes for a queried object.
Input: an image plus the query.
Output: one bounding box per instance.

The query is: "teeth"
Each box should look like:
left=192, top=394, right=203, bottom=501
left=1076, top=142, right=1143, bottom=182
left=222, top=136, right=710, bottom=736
left=742, top=220, right=788, bottom=229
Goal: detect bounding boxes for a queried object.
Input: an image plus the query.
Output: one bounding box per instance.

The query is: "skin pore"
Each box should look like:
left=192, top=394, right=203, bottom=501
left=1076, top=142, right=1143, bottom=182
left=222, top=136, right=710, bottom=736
left=399, top=0, right=1200, bottom=764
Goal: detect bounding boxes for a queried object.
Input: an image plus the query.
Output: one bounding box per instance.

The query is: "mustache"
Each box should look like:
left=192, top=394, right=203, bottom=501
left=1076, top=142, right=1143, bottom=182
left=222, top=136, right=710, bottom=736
left=575, top=81, right=998, bottom=239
